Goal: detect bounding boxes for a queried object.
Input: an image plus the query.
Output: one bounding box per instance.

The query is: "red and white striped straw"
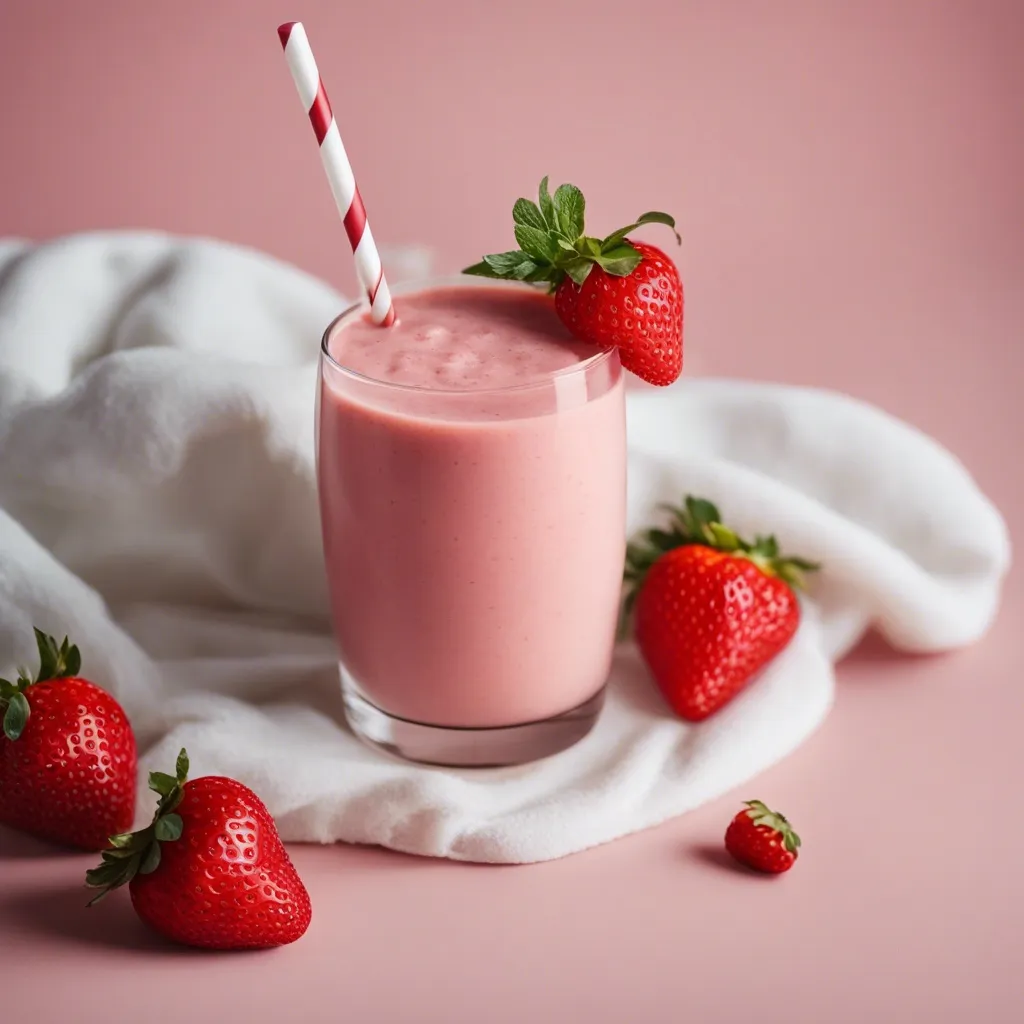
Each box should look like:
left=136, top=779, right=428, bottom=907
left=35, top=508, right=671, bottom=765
left=278, top=21, right=395, bottom=326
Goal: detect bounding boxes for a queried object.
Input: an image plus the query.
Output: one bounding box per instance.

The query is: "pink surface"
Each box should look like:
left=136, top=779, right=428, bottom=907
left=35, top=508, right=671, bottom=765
left=0, top=1, right=1022, bottom=1022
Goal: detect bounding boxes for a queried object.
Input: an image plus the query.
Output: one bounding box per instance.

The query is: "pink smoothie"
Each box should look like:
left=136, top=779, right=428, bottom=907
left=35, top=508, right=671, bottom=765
left=317, top=283, right=626, bottom=729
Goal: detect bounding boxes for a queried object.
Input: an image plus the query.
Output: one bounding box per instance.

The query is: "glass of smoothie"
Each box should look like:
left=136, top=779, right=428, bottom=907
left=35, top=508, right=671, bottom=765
left=317, top=277, right=626, bottom=767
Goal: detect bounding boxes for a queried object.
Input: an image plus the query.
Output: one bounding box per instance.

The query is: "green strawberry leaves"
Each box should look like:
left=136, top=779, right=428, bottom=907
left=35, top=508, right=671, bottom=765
left=154, top=813, right=184, bottom=843
left=553, top=182, right=585, bottom=239
left=86, top=747, right=191, bottom=905
left=34, top=628, right=81, bottom=682
left=538, top=176, right=556, bottom=228
left=514, top=223, right=559, bottom=264
left=464, top=177, right=679, bottom=292
left=621, top=494, right=822, bottom=631
left=593, top=245, right=641, bottom=277
left=744, top=799, right=802, bottom=854
left=512, top=197, right=546, bottom=231
left=0, top=627, right=84, bottom=741
left=602, top=211, right=681, bottom=252
left=2, top=690, right=29, bottom=741
left=147, top=771, right=180, bottom=797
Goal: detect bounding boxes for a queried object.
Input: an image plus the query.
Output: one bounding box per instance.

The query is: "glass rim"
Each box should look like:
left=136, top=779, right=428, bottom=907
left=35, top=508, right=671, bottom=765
left=319, top=275, right=617, bottom=397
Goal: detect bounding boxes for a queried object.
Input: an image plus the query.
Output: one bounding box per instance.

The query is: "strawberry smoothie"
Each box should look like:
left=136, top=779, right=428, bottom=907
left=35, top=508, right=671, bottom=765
left=317, top=280, right=626, bottom=764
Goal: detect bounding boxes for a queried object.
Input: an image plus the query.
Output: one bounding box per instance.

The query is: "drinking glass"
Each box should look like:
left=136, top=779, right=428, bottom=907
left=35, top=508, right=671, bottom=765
left=316, top=277, right=626, bottom=766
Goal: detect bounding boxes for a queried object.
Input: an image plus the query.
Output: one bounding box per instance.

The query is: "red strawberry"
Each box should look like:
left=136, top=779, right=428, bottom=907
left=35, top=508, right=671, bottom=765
left=0, top=628, right=136, bottom=850
left=464, top=176, right=684, bottom=385
left=555, top=241, right=683, bottom=386
left=86, top=748, right=311, bottom=950
left=724, top=799, right=801, bottom=873
left=623, top=497, right=820, bottom=721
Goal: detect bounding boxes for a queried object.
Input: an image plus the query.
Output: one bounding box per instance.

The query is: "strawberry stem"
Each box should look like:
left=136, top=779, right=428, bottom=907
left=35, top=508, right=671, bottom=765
left=744, top=799, right=802, bottom=854
left=85, top=748, right=190, bottom=905
left=621, top=495, right=821, bottom=629
left=0, top=627, right=83, bottom=741
left=463, top=177, right=680, bottom=292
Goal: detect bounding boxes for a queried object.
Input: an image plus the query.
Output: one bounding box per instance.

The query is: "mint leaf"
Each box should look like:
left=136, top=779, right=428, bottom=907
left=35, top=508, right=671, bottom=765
left=463, top=250, right=537, bottom=280
left=175, top=748, right=190, bottom=781
left=0, top=678, right=16, bottom=700
left=513, top=224, right=558, bottom=263
left=154, top=813, right=183, bottom=842
left=3, top=691, right=30, bottom=741
left=553, top=184, right=585, bottom=240
left=462, top=260, right=507, bottom=279
left=522, top=264, right=557, bottom=284
left=485, top=250, right=531, bottom=273
left=538, top=177, right=555, bottom=231
left=511, top=259, right=541, bottom=280
left=562, top=257, right=594, bottom=287
left=512, top=198, right=547, bottom=231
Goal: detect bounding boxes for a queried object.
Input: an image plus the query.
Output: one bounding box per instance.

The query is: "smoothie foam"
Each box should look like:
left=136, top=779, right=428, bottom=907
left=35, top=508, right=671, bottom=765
left=330, top=286, right=600, bottom=392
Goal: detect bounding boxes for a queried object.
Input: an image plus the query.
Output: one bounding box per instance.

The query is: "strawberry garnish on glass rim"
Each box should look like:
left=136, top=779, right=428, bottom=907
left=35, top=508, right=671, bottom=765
left=463, top=177, right=684, bottom=386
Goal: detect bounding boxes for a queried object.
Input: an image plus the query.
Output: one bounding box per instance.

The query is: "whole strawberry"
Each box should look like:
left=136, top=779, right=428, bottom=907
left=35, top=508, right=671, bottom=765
left=0, top=628, right=136, bottom=850
left=86, top=749, right=311, bottom=950
left=464, top=177, right=684, bottom=385
left=725, top=799, right=801, bottom=873
left=555, top=240, right=682, bottom=386
left=624, top=497, right=820, bottom=721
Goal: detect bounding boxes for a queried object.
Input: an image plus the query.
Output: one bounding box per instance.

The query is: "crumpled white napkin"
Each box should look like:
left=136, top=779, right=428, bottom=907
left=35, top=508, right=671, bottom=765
left=0, top=233, right=1010, bottom=863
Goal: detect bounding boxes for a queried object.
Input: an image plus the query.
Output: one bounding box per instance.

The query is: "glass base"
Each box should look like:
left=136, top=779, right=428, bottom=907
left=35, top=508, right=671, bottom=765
left=340, top=667, right=605, bottom=768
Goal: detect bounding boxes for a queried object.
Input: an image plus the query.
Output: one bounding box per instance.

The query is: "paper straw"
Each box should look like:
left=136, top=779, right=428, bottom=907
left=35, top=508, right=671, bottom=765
left=278, top=21, right=395, bottom=326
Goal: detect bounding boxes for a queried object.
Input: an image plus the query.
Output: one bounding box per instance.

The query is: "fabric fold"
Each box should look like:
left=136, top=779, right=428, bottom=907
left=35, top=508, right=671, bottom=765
left=0, top=233, right=1010, bottom=863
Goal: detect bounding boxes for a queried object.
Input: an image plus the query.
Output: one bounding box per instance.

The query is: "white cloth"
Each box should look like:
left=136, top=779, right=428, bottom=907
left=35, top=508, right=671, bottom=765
left=0, top=233, right=1010, bottom=863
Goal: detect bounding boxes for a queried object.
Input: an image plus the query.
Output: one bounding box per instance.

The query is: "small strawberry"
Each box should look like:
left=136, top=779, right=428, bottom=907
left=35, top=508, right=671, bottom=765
left=86, top=748, right=311, bottom=950
left=463, top=177, right=683, bottom=385
left=623, top=496, right=820, bottom=721
left=0, top=628, right=136, bottom=850
left=724, top=799, right=801, bottom=873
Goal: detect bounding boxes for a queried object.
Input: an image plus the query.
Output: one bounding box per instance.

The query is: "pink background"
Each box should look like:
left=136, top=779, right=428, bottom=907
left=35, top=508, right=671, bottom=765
left=1, top=1, right=1022, bottom=1022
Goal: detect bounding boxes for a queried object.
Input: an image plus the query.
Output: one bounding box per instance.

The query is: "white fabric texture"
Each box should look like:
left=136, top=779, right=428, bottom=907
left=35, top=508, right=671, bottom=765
left=0, top=233, right=1010, bottom=863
